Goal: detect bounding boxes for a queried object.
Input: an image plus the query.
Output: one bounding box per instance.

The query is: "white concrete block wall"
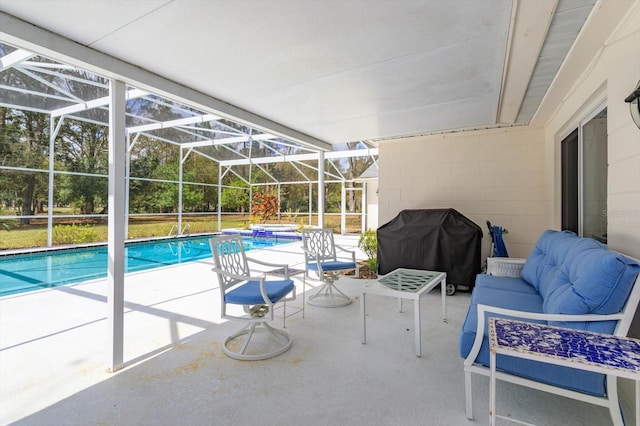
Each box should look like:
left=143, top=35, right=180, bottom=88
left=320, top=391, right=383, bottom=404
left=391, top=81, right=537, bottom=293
left=379, top=126, right=548, bottom=260
left=544, top=0, right=640, bottom=260
left=365, top=180, right=378, bottom=231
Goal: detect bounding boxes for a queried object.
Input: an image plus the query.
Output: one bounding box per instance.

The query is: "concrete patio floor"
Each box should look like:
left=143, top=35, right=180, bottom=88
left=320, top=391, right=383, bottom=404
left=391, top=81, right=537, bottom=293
left=0, top=235, right=624, bottom=425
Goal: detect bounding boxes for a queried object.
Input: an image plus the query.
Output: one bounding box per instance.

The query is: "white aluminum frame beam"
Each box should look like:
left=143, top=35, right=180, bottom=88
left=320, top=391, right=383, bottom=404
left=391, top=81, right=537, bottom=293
left=0, top=48, right=34, bottom=70
left=107, top=80, right=126, bottom=372
left=318, top=152, right=325, bottom=228
left=181, top=132, right=281, bottom=148
left=126, top=113, right=221, bottom=134
left=51, top=88, right=148, bottom=117
left=219, top=148, right=378, bottom=167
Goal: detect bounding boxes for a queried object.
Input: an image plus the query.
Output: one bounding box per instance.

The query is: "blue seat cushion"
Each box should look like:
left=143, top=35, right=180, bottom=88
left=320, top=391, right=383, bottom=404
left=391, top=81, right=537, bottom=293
left=474, top=274, right=538, bottom=295
left=225, top=279, right=295, bottom=305
left=307, top=261, right=356, bottom=272
left=459, top=334, right=606, bottom=396
left=459, top=282, right=606, bottom=396
left=459, top=286, right=544, bottom=349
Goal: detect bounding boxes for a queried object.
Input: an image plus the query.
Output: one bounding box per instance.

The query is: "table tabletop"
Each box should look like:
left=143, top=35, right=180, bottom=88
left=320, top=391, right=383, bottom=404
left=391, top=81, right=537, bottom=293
left=364, top=268, right=446, bottom=295
left=264, top=267, right=306, bottom=277
left=360, top=267, right=447, bottom=357
left=489, top=318, right=640, bottom=379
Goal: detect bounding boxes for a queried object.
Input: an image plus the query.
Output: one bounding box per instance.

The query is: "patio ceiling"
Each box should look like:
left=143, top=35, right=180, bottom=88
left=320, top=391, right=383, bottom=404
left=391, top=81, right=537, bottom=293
left=0, top=0, right=596, bottom=146
left=0, top=42, right=380, bottom=176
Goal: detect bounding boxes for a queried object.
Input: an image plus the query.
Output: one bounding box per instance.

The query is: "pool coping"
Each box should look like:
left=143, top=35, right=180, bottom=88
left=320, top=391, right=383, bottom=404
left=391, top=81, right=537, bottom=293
left=0, top=232, right=224, bottom=258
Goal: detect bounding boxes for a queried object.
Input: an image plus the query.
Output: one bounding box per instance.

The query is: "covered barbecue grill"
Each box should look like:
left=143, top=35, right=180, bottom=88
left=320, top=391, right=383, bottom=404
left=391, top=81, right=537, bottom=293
left=377, top=208, right=483, bottom=295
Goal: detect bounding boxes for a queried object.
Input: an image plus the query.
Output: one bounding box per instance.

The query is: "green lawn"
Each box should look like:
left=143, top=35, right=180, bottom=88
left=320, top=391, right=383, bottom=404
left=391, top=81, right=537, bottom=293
left=0, top=214, right=361, bottom=250
left=0, top=216, right=247, bottom=250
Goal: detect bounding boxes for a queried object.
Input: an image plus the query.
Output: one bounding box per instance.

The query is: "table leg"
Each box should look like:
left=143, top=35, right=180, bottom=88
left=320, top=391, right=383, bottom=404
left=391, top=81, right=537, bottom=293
left=636, top=380, right=640, bottom=425
left=361, top=292, right=367, bottom=344
left=441, top=278, right=447, bottom=322
left=283, top=299, right=287, bottom=328
left=490, top=350, right=496, bottom=426
left=414, top=298, right=421, bottom=357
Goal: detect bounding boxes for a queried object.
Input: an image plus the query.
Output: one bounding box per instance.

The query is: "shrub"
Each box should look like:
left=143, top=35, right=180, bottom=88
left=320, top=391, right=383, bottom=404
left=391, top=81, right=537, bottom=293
left=52, top=224, right=99, bottom=245
left=358, top=229, right=377, bottom=272
left=251, top=192, right=279, bottom=223
left=282, top=208, right=299, bottom=223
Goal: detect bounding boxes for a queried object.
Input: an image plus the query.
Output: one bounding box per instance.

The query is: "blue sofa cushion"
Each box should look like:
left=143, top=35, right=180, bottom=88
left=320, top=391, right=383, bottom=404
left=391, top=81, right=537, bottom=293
left=459, top=286, right=544, bottom=354
left=543, top=238, right=639, bottom=313
left=517, top=230, right=640, bottom=332
left=460, top=335, right=606, bottom=396
left=521, top=230, right=576, bottom=293
left=460, top=229, right=640, bottom=397
left=474, top=274, right=538, bottom=295
left=459, top=277, right=606, bottom=396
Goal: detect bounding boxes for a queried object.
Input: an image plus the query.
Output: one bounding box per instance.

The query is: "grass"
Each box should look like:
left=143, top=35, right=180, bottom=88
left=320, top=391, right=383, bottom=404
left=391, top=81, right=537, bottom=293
left=0, top=215, right=245, bottom=250
left=0, top=214, right=363, bottom=250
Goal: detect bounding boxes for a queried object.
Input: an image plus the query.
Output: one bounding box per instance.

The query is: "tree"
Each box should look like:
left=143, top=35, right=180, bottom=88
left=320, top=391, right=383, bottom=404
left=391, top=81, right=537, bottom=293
left=57, top=121, right=108, bottom=215
left=221, top=177, right=249, bottom=213
left=128, top=137, right=175, bottom=213
left=0, top=108, right=50, bottom=224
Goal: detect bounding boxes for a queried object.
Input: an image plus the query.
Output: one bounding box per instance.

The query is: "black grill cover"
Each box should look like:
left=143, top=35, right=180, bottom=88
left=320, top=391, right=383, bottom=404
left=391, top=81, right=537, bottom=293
left=377, top=209, right=483, bottom=287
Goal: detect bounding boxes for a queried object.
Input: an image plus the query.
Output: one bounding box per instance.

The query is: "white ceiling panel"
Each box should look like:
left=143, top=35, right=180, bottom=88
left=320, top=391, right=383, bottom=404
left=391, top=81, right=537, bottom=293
left=0, top=0, right=602, bottom=145
left=0, top=0, right=171, bottom=45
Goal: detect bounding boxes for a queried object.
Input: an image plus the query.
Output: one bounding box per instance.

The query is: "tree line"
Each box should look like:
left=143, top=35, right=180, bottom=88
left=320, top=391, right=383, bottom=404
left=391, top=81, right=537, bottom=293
left=0, top=106, right=374, bottom=225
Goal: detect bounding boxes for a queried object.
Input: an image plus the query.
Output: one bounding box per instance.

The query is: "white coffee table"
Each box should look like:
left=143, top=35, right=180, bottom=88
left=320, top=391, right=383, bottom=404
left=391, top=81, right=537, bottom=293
left=360, top=268, right=447, bottom=357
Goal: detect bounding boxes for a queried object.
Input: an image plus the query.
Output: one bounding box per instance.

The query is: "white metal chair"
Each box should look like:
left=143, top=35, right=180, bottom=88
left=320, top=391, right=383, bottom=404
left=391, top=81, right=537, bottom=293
left=210, top=234, right=296, bottom=361
left=301, top=228, right=358, bottom=307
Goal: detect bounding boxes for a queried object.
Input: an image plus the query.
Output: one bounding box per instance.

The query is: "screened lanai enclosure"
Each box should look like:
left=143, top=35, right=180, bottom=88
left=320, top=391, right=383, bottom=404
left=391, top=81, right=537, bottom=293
left=0, top=41, right=378, bottom=249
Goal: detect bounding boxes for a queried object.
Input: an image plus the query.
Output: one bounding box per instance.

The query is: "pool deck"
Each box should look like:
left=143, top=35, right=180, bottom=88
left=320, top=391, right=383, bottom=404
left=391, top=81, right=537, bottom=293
left=0, top=234, right=628, bottom=425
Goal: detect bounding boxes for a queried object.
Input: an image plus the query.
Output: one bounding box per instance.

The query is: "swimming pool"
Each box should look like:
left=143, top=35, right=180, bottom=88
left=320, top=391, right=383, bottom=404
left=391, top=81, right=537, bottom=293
left=0, top=235, right=293, bottom=297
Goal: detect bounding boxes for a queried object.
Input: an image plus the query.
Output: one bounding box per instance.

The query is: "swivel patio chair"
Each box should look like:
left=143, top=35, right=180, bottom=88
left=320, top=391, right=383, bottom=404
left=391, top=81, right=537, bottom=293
left=210, top=234, right=296, bottom=360
left=302, top=228, right=358, bottom=308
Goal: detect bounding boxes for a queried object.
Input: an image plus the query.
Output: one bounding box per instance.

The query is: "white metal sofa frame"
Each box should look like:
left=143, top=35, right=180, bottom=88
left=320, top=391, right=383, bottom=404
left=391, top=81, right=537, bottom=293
left=210, top=234, right=296, bottom=361
left=464, top=255, right=640, bottom=425
left=301, top=228, right=358, bottom=308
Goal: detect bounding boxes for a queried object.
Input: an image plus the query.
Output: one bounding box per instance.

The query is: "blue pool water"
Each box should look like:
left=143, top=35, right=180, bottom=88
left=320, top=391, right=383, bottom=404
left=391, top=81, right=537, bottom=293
left=0, top=235, right=292, bottom=297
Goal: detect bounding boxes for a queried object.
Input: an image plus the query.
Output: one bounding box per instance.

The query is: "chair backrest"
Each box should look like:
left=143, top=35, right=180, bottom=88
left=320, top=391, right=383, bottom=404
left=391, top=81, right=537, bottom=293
left=210, top=234, right=250, bottom=290
left=302, top=228, right=337, bottom=263
left=613, top=254, right=640, bottom=337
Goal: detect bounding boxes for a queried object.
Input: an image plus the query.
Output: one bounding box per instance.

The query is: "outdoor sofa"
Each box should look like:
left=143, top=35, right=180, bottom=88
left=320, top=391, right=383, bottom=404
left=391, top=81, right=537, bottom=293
left=459, top=229, right=640, bottom=424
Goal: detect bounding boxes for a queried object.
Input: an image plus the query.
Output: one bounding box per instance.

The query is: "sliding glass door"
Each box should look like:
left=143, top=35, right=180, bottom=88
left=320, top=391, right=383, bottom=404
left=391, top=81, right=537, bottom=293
left=561, top=104, right=608, bottom=243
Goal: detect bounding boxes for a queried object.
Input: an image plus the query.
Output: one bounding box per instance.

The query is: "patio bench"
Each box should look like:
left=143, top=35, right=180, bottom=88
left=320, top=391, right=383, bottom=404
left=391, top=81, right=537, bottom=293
left=459, top=229, right=640, bottom=425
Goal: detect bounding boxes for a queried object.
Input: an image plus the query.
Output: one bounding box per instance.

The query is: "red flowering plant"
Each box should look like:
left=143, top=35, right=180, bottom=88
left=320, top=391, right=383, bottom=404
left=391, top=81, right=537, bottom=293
left=250, top=192, right=279, bottom=223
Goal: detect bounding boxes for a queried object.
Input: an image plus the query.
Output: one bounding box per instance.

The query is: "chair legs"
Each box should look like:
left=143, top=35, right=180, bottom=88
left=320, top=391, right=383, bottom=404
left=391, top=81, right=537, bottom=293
left=223, top=320, right=292, bottom=361
left=307, top=271, right=352, bottom=308
left=606, top=377, right=624, bottom=426
left=464, top=369, right=474, bottom=419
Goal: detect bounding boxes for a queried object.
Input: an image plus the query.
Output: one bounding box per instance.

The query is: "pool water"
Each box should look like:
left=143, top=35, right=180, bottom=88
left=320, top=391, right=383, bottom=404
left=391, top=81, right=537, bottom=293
left=0, top=235, right=292, bottom=297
